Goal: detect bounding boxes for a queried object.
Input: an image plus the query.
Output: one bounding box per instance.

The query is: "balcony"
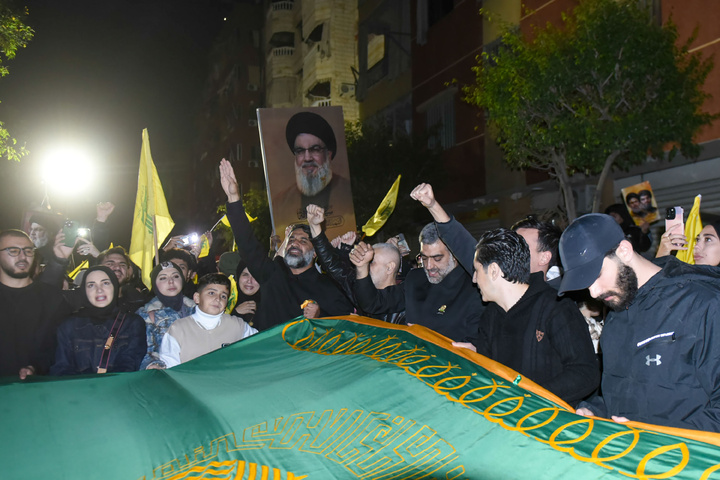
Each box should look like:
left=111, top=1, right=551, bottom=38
left=266, top=47, right=296, bottom=78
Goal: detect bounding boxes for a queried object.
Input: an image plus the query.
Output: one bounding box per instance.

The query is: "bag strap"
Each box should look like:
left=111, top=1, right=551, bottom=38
left=97, top=313, right=127, bottom=374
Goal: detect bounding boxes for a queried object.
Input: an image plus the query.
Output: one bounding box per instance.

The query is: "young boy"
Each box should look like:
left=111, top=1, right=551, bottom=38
left=158, top=273, right=257, bottom=368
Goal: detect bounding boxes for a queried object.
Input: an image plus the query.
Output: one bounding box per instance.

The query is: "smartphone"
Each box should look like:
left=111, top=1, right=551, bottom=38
left=665, top=206, right=684, bottom=245
left=62, top=220, right=80, bottom=247
left=181, top=233, right=199, bottom=246
left=395, top=233, right=411, bottom=257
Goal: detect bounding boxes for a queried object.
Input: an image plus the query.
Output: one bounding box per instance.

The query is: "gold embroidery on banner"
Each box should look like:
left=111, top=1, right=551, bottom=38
left=280, top=320, right=719, bottom=479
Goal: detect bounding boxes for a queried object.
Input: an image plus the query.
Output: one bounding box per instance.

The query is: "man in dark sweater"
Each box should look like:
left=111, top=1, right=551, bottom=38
left=351, top=221, right=484, bottom=342
left=411, top=183, right=599, bottom=406
left=219, top=159, right=353, bottom=331
left=0, top=229, right=70, bottom=378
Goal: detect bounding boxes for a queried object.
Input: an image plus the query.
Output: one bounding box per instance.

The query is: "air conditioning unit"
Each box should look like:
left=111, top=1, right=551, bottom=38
left=340, top=83, right=356, bottom=95
left=248, top=119, right=258, bottom=127
left=247, top=83, right=259, bottom=91
left=248, top=160, right=260, bottom=168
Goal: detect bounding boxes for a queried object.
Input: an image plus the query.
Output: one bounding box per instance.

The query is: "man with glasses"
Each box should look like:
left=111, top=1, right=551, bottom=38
left=351, top=222, right=484, bottom=341
left=271, top=111, right=353, bottom=232
left=410, top=185, right=599, bottom=406
left=0, top=230, right=70, bottom=378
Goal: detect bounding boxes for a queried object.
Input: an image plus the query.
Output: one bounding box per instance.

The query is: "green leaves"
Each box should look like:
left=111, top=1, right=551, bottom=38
left=0, top=4, right=32, bottom=161
left=464, top=0, right=715, bottom=217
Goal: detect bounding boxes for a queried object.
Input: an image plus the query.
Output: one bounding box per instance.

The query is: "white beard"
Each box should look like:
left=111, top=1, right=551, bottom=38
left=32, top=234, right=48, bottom=248
left=295, top=161, right=332, bottom=196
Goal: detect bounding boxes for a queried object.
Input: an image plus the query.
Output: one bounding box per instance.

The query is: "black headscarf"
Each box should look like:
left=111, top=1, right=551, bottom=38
left=79, top=265, right=120, bottom=321
left=234, top=260, right=261, bottom=321
left=150, top=261, right=186, bottom=311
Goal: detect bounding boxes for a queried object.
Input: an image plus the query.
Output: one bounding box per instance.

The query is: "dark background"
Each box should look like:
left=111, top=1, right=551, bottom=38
left=0, top=0, right=231, bottom=246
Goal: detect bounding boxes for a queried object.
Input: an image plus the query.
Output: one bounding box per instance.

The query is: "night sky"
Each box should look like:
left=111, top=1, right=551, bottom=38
left=0, top=0, right=231, bottom=244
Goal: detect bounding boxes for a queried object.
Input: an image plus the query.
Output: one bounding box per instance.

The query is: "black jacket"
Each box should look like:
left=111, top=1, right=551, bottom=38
left=474, top=273, right=599, bottom=406
left=354, top=258, right=483, bottom=341
left=437, top=216, right=599, bottom=405
left=579, top=257, right=720, bottom=431
left=226, top=201, right=354, bottom=331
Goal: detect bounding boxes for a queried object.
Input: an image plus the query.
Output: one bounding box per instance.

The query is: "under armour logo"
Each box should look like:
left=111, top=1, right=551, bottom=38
left=645, top=354, right=662, bottom=366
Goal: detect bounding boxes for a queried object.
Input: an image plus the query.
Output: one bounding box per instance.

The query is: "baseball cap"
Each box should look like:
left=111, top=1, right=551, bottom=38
left=558, top=214, right=625, bottom=295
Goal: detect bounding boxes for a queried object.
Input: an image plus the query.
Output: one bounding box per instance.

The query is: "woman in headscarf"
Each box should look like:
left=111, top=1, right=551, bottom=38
left=50, top=265, right=146, bottom=375
left=232, top=260, right=261, bottom=328
left=137, top=261, right=195, bottom=369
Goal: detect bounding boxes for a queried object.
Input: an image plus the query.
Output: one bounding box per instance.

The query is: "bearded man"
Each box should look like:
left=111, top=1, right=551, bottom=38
left=0, top=230, right=70, bottom=378
left=352, top=222, right=484, bottom=341
left=219, top=159, right=353, bottom=331
left=559, top=214, right=720, bottom=432
left=271, top=111, right=353, bottom=233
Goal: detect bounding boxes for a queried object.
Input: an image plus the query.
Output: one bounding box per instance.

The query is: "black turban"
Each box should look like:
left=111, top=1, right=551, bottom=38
left=285, top=111, right=337, bottom=160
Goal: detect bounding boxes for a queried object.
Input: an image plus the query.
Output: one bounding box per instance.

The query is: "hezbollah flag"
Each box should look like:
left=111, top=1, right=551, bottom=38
left=3, top=317, right=720, bottom=479
left=677, top=194, right=702, bottom=264
left=129, top=129, right=175, bottom=289
left=361, top=175, right=401, bottom=237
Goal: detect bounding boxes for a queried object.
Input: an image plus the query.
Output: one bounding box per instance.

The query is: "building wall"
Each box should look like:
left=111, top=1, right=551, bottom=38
left=411, top=0, right=486, bottom=203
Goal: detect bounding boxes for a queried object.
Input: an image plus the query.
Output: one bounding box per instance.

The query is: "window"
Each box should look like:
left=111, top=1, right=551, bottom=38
left=419, top=89, right=456, bottom=150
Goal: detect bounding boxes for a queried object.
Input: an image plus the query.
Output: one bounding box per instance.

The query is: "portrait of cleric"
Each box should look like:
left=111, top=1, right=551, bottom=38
left=258, top=106, right=356, bottom=238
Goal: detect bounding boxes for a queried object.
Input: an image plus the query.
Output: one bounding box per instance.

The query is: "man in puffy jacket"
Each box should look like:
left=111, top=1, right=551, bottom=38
left=560, top=213, right=720, bottom=432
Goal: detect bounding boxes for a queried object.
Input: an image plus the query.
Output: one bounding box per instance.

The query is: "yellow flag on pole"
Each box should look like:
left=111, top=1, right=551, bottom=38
left=677, top=194, right=702, bottom=264
left=129, top=129, right=175, bottom=289
left=361, top=175, right=401, bottom=237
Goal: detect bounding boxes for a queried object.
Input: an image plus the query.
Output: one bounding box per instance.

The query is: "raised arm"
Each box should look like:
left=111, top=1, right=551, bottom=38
left=218, top=159, right=276, bottom=282
left=410, top=183, right=451, bottom=223
left=410, top=183, right=476, bottom=275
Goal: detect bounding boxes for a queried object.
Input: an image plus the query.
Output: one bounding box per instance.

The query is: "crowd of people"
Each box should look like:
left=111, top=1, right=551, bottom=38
left=1, top=155, right=720, bottom=434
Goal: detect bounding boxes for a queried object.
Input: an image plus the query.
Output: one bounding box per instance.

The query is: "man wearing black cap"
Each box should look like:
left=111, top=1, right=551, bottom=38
left=272, top=111, right=353, bottom=231
left=559, top=213, right=720, bottom=432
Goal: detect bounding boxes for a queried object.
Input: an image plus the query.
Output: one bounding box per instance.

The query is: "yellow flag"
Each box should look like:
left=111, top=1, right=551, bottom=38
left=225, top=274, right=238, bottom=314
left=219, top=212, right=256, bottom=227
left=361, top=175, right=401, bottom=237
left=198, top=234, right=210, bottom=259
left=69, top=260, right=89, bottom=280
left=677, top=194, right=702, bottom=264
left=129, top=129, right=175, bottom=289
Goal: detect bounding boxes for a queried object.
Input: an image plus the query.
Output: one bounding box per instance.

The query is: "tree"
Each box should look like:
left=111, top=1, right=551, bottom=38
left=464, top=0, right=715, bottom=220
left=0, top=2, right=33, bottom=161
left=346, top=121, right=446, bottom=242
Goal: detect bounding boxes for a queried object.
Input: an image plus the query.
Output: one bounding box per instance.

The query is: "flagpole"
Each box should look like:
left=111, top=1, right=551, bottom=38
left=152, top=215, right=159, bottom=267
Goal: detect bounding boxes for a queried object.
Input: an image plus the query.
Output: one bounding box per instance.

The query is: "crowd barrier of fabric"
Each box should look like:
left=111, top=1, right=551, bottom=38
left=2, top=316, right=720, bottom=479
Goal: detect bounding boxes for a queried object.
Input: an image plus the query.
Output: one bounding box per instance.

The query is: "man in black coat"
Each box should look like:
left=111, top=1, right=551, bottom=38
left=219, top=159, right=353, bottom=331
left=351, top=220, right=484, bottom=342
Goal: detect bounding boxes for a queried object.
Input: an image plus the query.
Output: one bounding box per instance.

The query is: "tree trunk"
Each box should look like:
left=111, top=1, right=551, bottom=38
left=552, top=152, right=577, bottom=221
left=591, top=150, right=621, bottom=213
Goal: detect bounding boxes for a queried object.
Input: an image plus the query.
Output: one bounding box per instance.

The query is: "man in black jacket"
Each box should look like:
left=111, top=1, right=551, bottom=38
left=410, top=183, right=599, bottom=406
left=560, top=213, right=720, bottom=432
left=351, top=220, right=484, bottom=342
left=219, top=159, right=353, bottom=331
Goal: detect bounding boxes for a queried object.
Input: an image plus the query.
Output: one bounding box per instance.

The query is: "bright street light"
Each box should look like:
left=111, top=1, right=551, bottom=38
left=40, top=146, right=96, bottom=195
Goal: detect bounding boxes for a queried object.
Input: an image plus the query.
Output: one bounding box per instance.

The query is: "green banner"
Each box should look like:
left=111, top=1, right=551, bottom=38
left=2, top=316, right=720, bottom=479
